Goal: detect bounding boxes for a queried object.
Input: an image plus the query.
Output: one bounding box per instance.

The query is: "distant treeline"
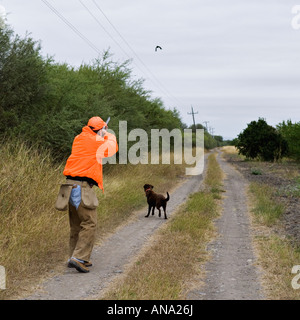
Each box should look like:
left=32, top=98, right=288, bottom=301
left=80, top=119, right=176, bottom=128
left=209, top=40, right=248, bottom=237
left=0, top=25, right=224, bottom=160
left=189, top=124, right=233, bottom=149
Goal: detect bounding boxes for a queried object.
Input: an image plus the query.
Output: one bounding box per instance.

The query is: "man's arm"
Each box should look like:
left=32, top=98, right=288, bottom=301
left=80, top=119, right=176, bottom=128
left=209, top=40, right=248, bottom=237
left=95, top=132, right=118, bottom=159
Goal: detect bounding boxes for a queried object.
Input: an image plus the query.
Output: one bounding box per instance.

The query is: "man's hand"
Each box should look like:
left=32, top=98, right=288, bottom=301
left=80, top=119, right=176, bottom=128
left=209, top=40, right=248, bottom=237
left=97, top=127, right=107, bottom=138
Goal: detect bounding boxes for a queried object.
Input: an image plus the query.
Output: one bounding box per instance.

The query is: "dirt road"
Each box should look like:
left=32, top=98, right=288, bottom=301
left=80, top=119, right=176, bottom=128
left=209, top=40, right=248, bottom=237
left=23, top=151, right=264, bottom=300
left=24, top=161, right=206, bottom=300
left=188, top=151, right=264, bottom=300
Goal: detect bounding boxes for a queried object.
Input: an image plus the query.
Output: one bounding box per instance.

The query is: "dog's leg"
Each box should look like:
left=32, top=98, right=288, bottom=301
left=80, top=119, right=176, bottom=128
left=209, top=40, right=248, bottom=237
left=158, top=208, right=161, bottom=217
left=145, top=205, right=151, bottom=218
left=151, top=206, right=155, bottom=215
left=163, top=204, right=167, bottom=219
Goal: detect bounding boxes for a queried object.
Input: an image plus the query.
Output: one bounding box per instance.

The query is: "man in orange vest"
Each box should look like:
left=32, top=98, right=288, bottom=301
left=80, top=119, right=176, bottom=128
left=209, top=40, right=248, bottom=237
left=63, top=116, right=118, bottom=273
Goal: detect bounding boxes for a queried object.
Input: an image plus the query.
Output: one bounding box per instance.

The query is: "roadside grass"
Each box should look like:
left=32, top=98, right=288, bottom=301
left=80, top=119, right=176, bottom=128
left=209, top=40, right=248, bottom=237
left=102, top=153, right=223, bottom=300
left=0, top=142, right=68, bottom=299
left=249, top=183, right=284, bottom=226
left=253, top=233, right=300, bottom=300
left=0, top=141, right=187, bottom=299
left=249, top=182, right=300, bottom=300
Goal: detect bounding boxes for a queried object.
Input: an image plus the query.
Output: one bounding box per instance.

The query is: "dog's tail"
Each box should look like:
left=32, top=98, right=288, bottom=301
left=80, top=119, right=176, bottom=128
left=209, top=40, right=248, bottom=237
left=166, top=192, right=170, bottom=202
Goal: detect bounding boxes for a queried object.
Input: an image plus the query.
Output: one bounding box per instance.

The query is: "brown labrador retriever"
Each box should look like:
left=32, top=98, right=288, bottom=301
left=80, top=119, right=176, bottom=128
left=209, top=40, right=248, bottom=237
left=143, top=184, right=170, bottom=219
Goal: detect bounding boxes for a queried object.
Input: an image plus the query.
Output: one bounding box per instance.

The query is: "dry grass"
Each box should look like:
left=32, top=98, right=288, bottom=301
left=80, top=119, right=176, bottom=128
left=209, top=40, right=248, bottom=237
left=0, top=142, right=69, bottom=299
left=249, top=182, right=300, bottom=300
left=102, top=153, right=223, bottom=300
left=221, top=146, right=238, bottom=154
left=0, top=141, right=187, bottom=299
left=253, top=234, right=300, bottom=300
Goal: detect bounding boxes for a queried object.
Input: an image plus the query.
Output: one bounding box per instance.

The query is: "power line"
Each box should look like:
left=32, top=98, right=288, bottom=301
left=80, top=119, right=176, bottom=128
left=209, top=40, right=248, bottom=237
left=78, top=0, right=132, bottom=60
left=90, top=0, right=185, bottom=107
left=92, top=0, right=137, bottom=57
left=42, top=0, right=184, bottom=108
left=41, top=0, right=101, bottom=55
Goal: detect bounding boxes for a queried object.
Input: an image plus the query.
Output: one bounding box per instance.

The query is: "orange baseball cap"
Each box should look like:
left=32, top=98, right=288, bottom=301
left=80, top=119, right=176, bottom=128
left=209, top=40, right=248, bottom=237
left=87, top=116, right=106, bottom=130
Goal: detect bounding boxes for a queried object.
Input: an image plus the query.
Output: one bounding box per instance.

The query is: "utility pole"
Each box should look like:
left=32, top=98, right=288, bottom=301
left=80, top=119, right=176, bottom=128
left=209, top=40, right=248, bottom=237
left=203, top=121, right=209, bottom=132
left=187, top=106, right=198, bottom=130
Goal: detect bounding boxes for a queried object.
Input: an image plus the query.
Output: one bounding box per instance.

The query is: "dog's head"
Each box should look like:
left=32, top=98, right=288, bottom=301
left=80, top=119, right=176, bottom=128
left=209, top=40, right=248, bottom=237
left=143, top=184, right=154, bottom=194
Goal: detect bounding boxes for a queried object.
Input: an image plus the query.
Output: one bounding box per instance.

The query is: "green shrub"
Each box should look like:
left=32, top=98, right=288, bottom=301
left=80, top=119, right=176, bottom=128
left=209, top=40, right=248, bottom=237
left=235, top=118, right=288, bottom=162
left=0, top=25, right=184, bottom=161
left=277, top=120, right=300, bottom=161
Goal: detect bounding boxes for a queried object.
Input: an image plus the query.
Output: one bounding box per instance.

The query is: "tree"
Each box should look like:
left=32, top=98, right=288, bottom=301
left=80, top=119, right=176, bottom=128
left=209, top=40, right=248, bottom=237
left=0, top=26, right=185, bottom=161
left=235, top=118, right=288, bottom=161
left=277, top=120, right=300, bottom=161
left=0, top=26, right=48, bottom=133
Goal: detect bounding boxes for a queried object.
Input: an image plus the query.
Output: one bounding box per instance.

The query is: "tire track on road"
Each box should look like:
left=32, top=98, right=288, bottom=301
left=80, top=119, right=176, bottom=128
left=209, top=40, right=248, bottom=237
left=188, top=151, right=264, bottom=300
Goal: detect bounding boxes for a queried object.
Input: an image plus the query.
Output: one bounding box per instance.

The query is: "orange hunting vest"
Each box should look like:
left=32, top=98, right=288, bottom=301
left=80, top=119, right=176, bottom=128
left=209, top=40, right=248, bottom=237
left=63, top=126, right=118, bottom=191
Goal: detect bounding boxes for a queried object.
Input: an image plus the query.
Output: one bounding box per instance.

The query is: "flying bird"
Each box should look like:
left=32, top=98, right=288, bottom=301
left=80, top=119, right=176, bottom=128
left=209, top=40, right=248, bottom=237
left=155, top=46, right=162, bottom=52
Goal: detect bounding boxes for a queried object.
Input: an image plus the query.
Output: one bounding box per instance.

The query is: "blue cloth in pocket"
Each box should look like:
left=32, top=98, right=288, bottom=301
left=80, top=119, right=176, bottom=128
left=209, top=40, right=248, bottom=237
left=69, top=185, right=81, bottom=209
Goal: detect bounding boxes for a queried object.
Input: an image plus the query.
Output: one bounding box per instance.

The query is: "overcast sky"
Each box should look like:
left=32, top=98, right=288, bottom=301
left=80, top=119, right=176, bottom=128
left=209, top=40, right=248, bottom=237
left=1, top=0, right=300, bottom=139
